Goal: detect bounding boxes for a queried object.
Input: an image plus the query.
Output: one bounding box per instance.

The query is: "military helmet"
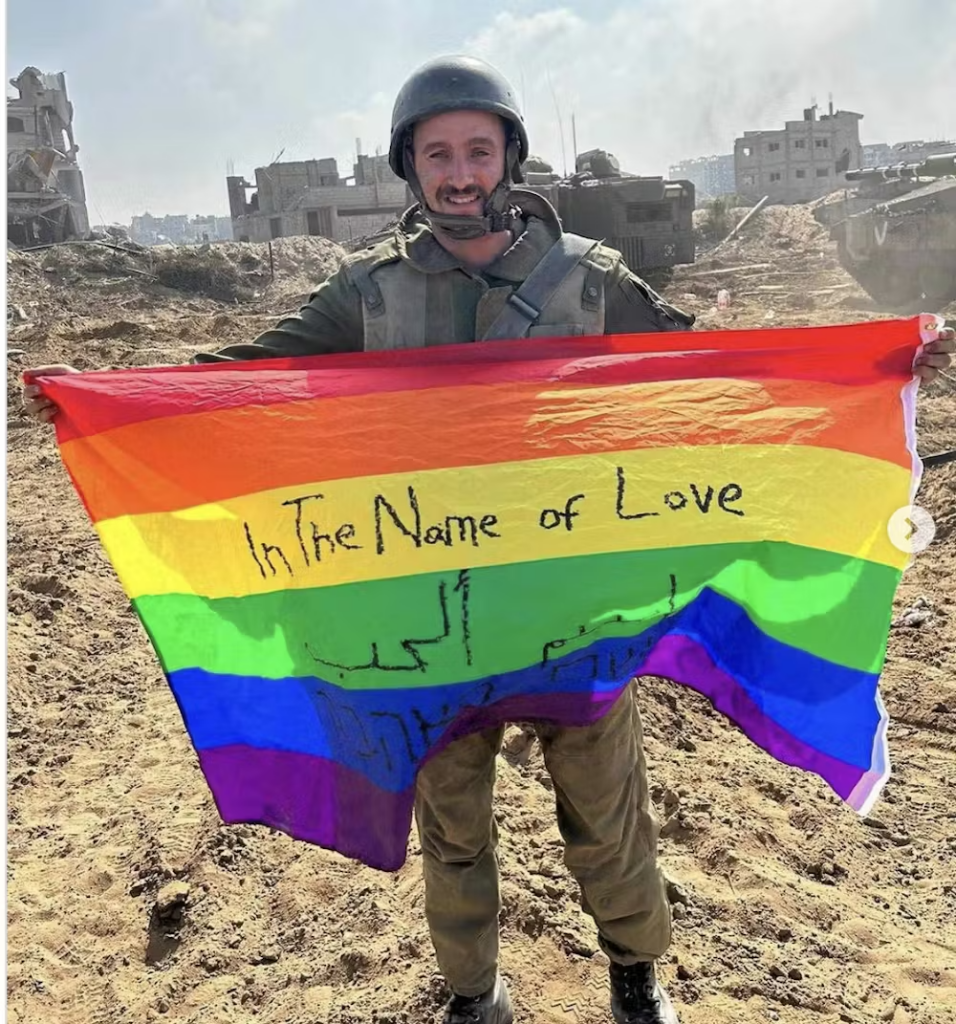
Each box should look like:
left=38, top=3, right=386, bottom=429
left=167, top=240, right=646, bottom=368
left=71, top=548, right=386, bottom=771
left=388, top=55, right=529, bottom=181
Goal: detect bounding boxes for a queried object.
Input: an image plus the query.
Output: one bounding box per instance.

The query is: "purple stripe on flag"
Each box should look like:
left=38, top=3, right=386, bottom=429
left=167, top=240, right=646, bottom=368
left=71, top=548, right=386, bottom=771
left=198, top=635, right=879, bottom=870
left=199, top=746, right=416, bottom=871
left=642, top=634, right=871, bottom=800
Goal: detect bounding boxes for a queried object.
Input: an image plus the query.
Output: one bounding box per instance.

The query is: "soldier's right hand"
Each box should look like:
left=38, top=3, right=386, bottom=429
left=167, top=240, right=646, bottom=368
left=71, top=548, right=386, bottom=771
left=21, top=365, right=80, bottom=423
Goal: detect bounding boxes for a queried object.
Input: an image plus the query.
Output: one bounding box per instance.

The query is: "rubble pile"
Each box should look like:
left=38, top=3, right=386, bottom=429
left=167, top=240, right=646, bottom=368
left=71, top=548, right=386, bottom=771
left=693, top=201, right=829, bottom=255
left=6, top=210, right=956, bottom=1024
left=6, top=234, right=346, bottom=314
left=678, top=202, right=881, bottom=326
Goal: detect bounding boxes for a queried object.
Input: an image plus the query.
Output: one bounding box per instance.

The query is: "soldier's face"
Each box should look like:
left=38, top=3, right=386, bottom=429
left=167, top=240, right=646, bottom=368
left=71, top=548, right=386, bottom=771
left=412, top=110, right=506, bottom=217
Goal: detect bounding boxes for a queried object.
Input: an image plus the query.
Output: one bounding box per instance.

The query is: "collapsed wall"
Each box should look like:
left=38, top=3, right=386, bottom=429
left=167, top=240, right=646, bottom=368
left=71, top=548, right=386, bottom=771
left=7, top=66, right=90, bottom=246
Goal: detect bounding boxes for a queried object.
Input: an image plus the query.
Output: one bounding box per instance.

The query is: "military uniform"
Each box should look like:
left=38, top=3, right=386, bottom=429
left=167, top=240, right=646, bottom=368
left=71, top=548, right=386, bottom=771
left=200, top=191, right=692, bottom=1000
left=195, top=193, right=692, bottom=363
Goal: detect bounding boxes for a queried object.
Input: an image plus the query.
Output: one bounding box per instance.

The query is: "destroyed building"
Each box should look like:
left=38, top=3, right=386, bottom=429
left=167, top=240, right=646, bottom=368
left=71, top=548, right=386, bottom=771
left=668, top=154, right=735, bottom=199
left=734, top=103, right=863, bottom=204
left=7, top=66, right=90, bottom=245
left=862, top=139, right=956, bottom=168
left=227, top=153, right=408, bottom=244
left=129, top=212, right=233, bottom=246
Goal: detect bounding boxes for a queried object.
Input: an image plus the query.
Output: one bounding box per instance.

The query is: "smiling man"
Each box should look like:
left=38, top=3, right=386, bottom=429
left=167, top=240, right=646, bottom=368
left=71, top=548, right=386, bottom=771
left=188, top=55, right=698, bottom=359
left=21, top=53, right=954, bottom=1024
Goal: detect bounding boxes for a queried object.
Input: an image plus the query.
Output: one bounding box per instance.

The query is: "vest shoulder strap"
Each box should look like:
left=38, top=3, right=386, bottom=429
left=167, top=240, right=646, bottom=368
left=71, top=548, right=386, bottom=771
left=343, top=242, right=401, bottom=320
left=481, top=232, right=598, bottom=341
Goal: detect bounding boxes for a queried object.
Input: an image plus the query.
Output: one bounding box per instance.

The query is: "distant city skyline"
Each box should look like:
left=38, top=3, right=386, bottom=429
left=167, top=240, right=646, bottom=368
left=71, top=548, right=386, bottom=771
left=8, top=0, right=955, bottom=223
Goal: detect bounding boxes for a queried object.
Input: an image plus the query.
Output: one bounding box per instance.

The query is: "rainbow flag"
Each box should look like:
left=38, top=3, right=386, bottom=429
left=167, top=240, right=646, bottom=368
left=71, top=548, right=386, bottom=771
left=42, top=318, right=928, bottom=870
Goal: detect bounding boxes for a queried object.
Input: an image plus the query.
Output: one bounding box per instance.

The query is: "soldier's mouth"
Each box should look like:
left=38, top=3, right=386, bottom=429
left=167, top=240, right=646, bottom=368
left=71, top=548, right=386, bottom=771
left=442, top=193, right=483, bottom=211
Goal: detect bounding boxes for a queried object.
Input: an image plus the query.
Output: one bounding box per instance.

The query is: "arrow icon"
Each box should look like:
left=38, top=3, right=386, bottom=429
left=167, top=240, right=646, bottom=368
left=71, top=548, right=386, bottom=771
left=888, top=505, right=936, bottom=554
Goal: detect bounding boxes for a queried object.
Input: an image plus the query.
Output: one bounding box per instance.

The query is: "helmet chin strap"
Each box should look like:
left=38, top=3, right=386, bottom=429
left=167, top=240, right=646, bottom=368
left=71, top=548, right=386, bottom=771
left=402, top=136, right=523, bottom=241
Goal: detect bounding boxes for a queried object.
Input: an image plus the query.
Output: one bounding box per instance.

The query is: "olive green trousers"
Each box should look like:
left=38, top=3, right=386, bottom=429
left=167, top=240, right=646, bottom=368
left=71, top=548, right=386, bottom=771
left=413, top=683, right=671, bottom=997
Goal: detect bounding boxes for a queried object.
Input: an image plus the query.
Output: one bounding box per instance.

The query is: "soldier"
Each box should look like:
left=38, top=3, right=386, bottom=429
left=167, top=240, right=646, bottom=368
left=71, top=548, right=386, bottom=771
left=21, top=55, right=955, bottom=1024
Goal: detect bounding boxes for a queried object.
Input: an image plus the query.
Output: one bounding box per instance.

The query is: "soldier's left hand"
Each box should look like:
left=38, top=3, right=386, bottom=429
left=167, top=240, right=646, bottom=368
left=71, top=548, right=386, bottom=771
left=916, top=326, right=954, bottom=385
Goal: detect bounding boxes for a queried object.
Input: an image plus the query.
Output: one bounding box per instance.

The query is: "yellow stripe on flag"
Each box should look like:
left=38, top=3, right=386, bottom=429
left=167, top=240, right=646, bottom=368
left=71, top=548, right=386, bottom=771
left=97, top=445, right=911, bottom=600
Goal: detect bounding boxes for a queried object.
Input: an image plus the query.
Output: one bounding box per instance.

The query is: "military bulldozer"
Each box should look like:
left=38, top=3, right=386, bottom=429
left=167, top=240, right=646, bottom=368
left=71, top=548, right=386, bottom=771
left=813, top=153, right=956, bottom=309
left=522, top=149, right=696, bottom=274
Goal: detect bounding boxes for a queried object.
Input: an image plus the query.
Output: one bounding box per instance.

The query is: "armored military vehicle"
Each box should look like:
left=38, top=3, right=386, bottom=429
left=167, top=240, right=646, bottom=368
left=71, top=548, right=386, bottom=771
left=347, top=151, right=697, bottom=270
left=813, top=153, right=956, bottom=309
left=522, top=149, right=696, bottom=273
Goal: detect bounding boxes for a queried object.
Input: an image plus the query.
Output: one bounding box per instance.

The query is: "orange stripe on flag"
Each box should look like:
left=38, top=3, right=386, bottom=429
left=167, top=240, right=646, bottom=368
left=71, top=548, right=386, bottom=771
left=61, top=376, right=911, bottom=522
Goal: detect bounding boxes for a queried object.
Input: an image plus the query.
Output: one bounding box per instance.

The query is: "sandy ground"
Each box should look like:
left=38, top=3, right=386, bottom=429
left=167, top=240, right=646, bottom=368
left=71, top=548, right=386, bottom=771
left=6, top=219, right=956, bottom=1024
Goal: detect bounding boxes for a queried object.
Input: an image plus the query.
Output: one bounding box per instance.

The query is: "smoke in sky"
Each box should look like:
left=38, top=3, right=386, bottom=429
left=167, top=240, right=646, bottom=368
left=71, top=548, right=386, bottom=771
left=7, top=0, right=954, bottom=220
left=464, top=0, right=956, bottom=177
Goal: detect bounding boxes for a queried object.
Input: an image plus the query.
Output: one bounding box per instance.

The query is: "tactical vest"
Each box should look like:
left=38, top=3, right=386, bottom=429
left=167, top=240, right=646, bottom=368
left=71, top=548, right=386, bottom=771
left=346, top=232, right=616, bottom=351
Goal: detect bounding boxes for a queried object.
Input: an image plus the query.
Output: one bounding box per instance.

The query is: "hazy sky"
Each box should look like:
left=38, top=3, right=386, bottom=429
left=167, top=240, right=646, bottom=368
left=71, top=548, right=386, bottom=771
left=7, top=0, right=955, bottom=224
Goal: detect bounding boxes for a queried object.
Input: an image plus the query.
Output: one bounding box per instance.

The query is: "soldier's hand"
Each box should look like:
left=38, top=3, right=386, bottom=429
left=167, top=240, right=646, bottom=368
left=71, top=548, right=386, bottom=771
left=915, top=326, right=954, bottom=385
left=21, top=365, right=80, bottom=423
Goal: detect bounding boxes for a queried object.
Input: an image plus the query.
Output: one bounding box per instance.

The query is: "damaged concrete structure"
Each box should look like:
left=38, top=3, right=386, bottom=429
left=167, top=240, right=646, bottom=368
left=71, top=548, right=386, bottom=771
left=668, top=154, right=735, bottom=199
left=130, top=212, right=233, bottom=246
left=734, top=102, right=863, bottom=204
left=227, top=154, right=408, bottom=243
left=862, top=139, right=956, bottom=168
left=7, top=66, right=90, bottom=245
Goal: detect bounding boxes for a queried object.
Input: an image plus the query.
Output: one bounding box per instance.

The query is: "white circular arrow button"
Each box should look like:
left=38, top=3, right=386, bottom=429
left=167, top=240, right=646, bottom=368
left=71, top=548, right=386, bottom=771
left=887, top=505, right=936, bottom=554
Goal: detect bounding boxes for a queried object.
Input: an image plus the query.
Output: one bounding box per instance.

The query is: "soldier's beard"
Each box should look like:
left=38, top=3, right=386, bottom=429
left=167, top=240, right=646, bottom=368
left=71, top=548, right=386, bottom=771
left=431, top=185, right=489, bottom=216
left=416, top=177, right=517, bottom=241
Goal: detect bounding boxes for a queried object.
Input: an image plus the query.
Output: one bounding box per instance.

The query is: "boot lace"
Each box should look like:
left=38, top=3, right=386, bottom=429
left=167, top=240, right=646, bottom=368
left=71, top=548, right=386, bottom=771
left=443, top=993, right=483, bottom=1024
left=611, top=962, right=664, bottom=1024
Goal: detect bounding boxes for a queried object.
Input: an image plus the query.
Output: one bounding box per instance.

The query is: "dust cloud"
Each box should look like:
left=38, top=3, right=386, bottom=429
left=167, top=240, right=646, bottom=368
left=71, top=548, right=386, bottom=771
left=464, top=1, right=955, bottom=176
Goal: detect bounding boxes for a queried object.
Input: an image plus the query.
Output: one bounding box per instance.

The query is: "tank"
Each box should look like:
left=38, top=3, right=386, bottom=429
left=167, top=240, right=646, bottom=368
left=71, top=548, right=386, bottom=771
left=522, top=149, right=696, bottom=273
left=813, top=153, right=956, bottom=309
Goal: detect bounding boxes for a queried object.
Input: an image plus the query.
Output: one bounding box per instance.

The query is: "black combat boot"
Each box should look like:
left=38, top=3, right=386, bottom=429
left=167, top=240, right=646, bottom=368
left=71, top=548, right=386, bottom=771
left=442, top=974, right=513, bottom=1024
left=609, top=961, right=679, bottom=1024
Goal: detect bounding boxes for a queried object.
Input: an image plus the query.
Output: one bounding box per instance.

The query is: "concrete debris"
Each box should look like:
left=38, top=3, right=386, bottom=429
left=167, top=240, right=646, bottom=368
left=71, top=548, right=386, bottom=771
left=892, top=596, right=935, bottom=629
left=6, top=233, right=347, bottom=316
left=7, top=67, right=89, bottom=246
left=154, top=881, right=190, bottom=922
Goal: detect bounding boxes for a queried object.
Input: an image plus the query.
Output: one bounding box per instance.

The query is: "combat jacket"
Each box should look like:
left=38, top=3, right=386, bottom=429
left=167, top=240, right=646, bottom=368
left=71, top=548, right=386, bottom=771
left=196, top=191, right=694, bottom=363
